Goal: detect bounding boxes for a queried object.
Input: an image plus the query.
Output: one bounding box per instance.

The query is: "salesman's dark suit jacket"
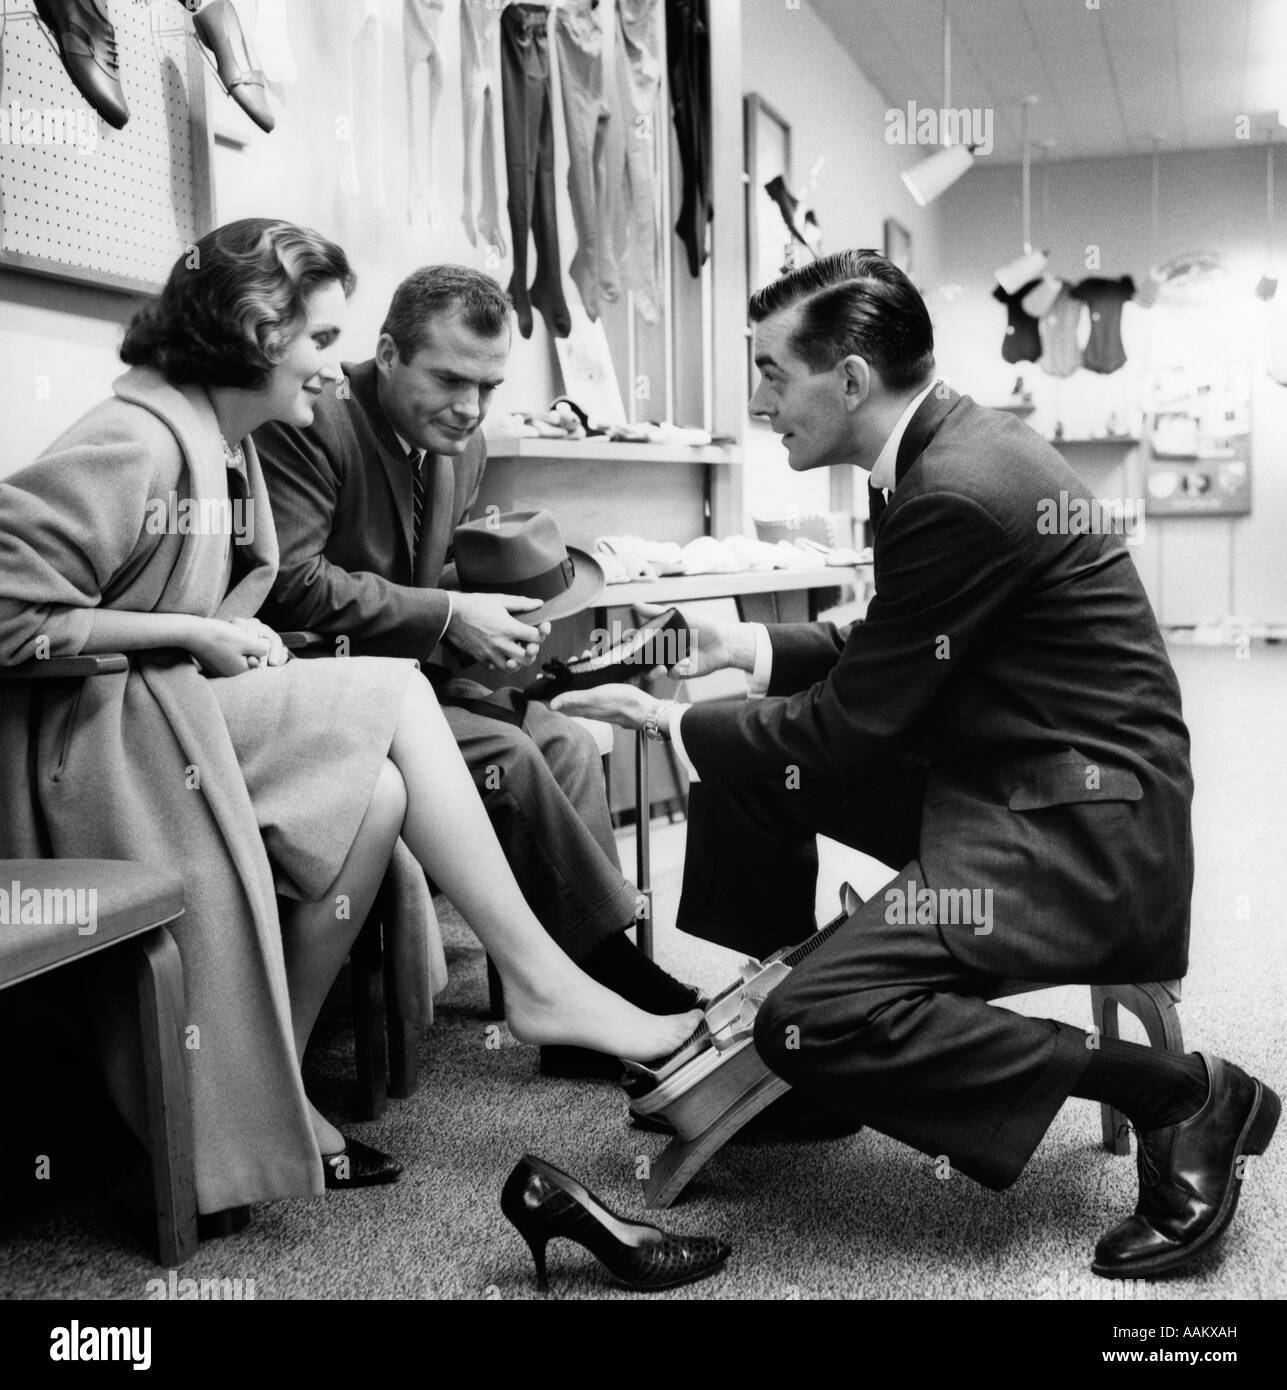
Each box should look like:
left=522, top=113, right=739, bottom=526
left=681, top=387, right=1194, bottom=986
left=253, top=358, right=486, bottom=658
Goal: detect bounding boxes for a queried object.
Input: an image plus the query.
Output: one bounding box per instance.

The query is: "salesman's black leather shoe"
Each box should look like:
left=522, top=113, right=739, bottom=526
left=34, top=0, right=130, bottom=129
left=1092, top=1053, right=1280, bottom=1279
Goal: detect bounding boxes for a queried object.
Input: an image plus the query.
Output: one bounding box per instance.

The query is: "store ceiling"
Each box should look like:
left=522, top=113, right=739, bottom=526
left=808, top=0, right=1287, bottom=163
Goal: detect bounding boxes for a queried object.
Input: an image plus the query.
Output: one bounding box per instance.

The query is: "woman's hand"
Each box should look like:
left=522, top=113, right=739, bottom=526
left=186, top=616, right=284, bottom=677
left=227, top=617, right=290, bottom=667
left=550, top=683, right=659, bottom=731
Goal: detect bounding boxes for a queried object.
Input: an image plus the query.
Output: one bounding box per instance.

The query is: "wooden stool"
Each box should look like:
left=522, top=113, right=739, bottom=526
left=0, top=857, right=198, bottom=1265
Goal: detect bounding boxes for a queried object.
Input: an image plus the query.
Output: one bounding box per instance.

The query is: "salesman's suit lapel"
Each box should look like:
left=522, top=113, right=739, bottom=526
left=347, top=360, right=417, bottom=571
left=894, top=384, right=960, bottom=489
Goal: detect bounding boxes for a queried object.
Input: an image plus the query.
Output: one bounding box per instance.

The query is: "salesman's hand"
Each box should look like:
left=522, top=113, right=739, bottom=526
left=632, top=601, right=754, bottom=679
left=448, top=591, right=552, bottom=671
left=551, top=684, right=659, bottom=731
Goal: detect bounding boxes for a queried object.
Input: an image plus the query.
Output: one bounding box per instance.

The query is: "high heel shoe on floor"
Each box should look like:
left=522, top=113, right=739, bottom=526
left=500, top=1153, right=731, bottom=1293
left=322, top=1134, right=403, bottom=1190
left=191, top=0, right=274, bottom=133
left=34, top=0, right=130, bottom=130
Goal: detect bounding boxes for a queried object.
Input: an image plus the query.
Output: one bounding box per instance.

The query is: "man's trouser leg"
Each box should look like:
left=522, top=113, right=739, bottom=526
left=753, top=871, right=1093, bottom=1190
left=676, top=753, right=925, bottom=959
left=442, top=701, right=637, bottom=963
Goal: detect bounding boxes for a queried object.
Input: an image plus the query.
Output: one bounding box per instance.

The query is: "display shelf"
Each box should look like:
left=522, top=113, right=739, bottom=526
left=484, top=436, right=743, bottom=466
left=598, top=565, right=866, bottom=609
left=1053, top=436, right=1140, bottom=446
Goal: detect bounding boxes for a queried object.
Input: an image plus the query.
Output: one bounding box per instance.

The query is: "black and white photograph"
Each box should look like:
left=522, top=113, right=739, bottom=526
left=0, top=0, right=1282, bottom=1351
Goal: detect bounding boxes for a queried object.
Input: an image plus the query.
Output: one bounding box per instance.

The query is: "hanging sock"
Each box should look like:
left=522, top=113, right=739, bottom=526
left=404, top=0, right=446, bottom=228
left=460, top=0, right=507, bottom=257
left=554, top=0, right=618, bottom=320
left=340, top=0, right=387, bottom=208
left=253, top=0, right=298, bottom=86
left=33, top=0, right=129, bottom=130
left=611, top=0, right=662, bottom=323
left=192, top=0, right=274, bottom=134
left=501, top=2, right=571, bottom=339
left=665, top=0, right=713, bottom=277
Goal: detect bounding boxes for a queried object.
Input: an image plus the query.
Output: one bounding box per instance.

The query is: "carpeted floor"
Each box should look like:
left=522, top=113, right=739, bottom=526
left=0, top=642, right=1283, bottom=1300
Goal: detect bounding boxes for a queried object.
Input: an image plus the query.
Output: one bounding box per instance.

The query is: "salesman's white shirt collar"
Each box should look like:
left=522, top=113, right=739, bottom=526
left=868, top=378, right=939, bottom=493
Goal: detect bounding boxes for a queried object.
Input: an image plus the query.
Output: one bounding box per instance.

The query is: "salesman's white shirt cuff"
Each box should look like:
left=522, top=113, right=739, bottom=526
left=669, top=704, right=700, bottom=782
left=749, top=623, right=772, bottom=696
left=440, top=589, right=454, bottom=647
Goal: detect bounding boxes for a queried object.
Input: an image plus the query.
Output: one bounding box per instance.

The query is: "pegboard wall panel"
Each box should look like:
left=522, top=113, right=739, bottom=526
left=0, top=0, right=211, bottom=291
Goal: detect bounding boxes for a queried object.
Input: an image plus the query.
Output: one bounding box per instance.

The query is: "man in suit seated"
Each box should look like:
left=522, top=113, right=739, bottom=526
left=254, top=265, right=698, bottom=1074
left=553, top=250, right=1279, bottom=1277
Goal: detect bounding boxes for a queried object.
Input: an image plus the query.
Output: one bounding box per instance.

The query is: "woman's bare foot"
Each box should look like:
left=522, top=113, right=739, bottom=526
left=503, top=966, right=703, bottom=1062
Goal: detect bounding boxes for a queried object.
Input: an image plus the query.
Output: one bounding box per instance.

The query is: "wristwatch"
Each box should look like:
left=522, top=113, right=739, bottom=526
left=643, top=699, right=674, bottom=742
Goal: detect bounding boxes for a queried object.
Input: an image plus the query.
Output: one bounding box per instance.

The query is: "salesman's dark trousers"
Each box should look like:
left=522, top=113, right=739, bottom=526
left=678, top=772, right=1092, bottom=1190
left=443, top=698, right=636, bottom=962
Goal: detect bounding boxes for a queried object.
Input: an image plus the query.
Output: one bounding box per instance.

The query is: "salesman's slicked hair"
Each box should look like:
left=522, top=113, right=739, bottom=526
left=381, top=265, right=513, bottom=360
left=749, top=250, right=935, bottom=391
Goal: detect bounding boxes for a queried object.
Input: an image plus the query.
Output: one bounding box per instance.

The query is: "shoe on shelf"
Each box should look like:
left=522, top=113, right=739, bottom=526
left=192, top=0, right=274, bottom=133
left=322, top=1134, right=403, bottom=1190
left=33, top=0, right=130, bottom=130
left=1092, top=1053, right=1280, bottom=1279
left=501, top=1154, right=730, bottom=1293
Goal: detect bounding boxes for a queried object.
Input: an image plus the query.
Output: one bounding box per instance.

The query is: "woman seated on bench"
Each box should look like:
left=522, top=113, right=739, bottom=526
left=0, top=218, right=700, bottom=1214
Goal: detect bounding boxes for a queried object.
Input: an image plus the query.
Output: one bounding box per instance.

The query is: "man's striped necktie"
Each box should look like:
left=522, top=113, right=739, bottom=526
left=868, top=481, right=889, bottom=529
left=409, top=447, right=427, bottom=564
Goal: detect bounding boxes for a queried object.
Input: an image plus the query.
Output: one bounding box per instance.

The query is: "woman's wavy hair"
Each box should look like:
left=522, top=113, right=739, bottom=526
left=120, top=218, right=357, bottom=389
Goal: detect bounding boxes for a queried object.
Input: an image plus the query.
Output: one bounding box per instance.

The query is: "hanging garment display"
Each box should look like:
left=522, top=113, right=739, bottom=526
left=611, top=0, right=662, bottom=323
left=342, top=0, right=387, bottom=207
left=992, top=278, right=1043, bottom=364
left=553, top=0, right=620, bottom=320
left=404, top=0, right=445, bottom=227
left=1030, top=279, right=1082, bottom=379
left=665, top=0, right=712, bottom=276
left=253, top=0, right=298, bottom=85
left=460, top=0, right=506, bottom=256
left=501, top=2, right=571, bottom=338
left=1071, top=275, right=1135, bottom=374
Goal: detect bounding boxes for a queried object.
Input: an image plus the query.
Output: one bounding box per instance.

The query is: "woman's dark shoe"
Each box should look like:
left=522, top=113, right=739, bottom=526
left=501, top=1153, right=730, bottom=1292
left=192, top=0, right=274, bottom=133
left=34, top=0, right=130, bottom=129
left=1092, top=1053, right=1280, bottom=1278
left=322, top=1134, right=403, bottom=1190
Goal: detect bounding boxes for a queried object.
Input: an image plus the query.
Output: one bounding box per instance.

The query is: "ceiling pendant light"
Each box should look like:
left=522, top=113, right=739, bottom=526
left=901, top=0, right=975, bottom=207
left=994, top=97, right=1047, bottom=292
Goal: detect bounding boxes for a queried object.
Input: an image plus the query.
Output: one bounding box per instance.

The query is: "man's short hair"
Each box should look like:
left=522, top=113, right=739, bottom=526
left=748, top=250, right=935, bottom=392
left=381, top=265, right=512, bottom=360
